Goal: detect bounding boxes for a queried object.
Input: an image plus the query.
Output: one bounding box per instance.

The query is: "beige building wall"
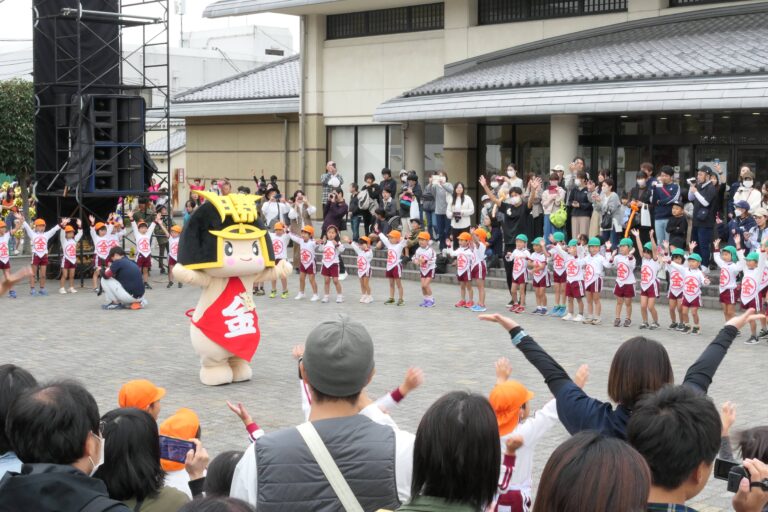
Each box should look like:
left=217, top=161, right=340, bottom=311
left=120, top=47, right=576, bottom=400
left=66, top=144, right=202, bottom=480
left=152, top=150, right=187, bottom=213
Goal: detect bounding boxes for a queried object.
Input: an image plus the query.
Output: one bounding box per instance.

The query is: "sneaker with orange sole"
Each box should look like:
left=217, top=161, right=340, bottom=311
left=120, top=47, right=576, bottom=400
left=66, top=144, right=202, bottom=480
left=130, top=302, right=142, bottom=310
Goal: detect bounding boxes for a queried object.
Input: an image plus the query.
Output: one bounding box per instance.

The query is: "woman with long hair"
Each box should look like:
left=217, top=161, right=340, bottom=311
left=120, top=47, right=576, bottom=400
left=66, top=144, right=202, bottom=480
left=447, top=182, right=474, bottom=249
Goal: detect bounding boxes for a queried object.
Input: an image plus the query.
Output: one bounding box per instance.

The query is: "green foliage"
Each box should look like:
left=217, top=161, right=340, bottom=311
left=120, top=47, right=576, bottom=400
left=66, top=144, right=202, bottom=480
left=0, top=79, right=34, bottom=180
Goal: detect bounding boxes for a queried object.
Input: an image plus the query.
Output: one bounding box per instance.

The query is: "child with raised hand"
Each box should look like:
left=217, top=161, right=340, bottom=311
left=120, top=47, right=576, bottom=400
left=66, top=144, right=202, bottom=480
left=380, top=229, right=407, bottom=306
left=548, top=232, right=567, bottom=317
left=164, top=225, right=183, bottom=288
left=633, top=228, right=661, bottom=330
left=668, top=240, right=709, bottom=335
left=343, top=234, right=374, bottom=303
left=713, top=237, right=742, bottom=324
left=448, top=231, right=475, bottom=308
left=59, top=218, right=83, bottom=294
left=581, top=237, right=610, bottom=325
left=319, top=225, right=344, bottom=304
left=18, top=212, right=61, bottom=296
left=288, top=225, right=319, bottom=302
left=88, top=215, right=112, bottom=292
left=0, top=218, right=23, bottom=298
left=529, top=237, right=550, bottom=316
left=735, top=236, right=767, bottom=345
left=663, top=240, right=686, bottom=330
left=507, top=234, right=530, bottom=313
left=128, top=210, right=159, bottom=289
left=268, top=222, right=290, bottom=298
left=410, top=231, right=436, bottom=307
left=471, top=228, right=488, bottom=312
left=607, top=237, right=636, bottom=327
left=550, top=238, right=585, bottom=322
left=107, top=214, right=125, bottom=253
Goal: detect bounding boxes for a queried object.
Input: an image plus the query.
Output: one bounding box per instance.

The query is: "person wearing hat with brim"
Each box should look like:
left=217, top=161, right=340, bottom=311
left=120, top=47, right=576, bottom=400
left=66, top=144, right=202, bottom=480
left=231, top=315, right=415, bottom=510
left=18, top=213, right=63, bottom=296
left=288, top=225, right=320, bottom=301
left=666, top=244, right=708, bottom=334
left=380, top=229, right=407, bottom=306
left=746, top=206, right=768, bottom=258
left=88, top=215, right=113, bottom=292
left=507, top=234, right=530, bottom=313
left=127, top=209, right=161, bottom=290
left=550, top=238, right=586, bottom=322
left=548, top=231, right=569, bottom=317
left=737, top=245, right=768, bottom=344
left=342, top=234, right=375, bottom=303
left=58, top=219, right=83, bottom=295
left=448, top=231, right=476, bottom=308
left=529, top=236, right=552, bottom=316
left=118, top=379, right=166, bottom=420
left=632, top=229, right=661, bottom=330
left=609, top=237, right=638, bottom=328
left=664, top=246, right=688, bottom=331
left=650, top=165, right=681, bottom=246
left=160, top=224, right=184, bottom=289
left=719, top=199, right=756, bottom=249
left=408, top=230, right=437, bottom=308
left=267, top=222, right=290, bottom=298
left=469, top=228, right=489, bottom=312
left=688, top=165, right=718, bottom=267
left=0, top=218, right=25, bottom=298
left=581, top=236, right=609, bottom=325
left=712, top=238, right=743, bottom=325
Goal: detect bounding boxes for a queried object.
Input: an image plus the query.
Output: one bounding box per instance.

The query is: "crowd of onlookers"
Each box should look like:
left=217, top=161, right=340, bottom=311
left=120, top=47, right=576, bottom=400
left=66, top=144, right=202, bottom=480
left=1, top=308, right=767, bottom=511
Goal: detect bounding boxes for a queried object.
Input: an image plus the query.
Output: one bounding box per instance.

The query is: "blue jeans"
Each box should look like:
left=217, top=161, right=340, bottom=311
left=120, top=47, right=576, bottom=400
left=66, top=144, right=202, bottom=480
left=350, top=215, right=363, bottom=242
left=423, top=210, right=435, bottom=239
left=654, top=218, right=669, bottom=245
left=601, top=229, right=619, bottom=247
left=434, top=213, right=450, bottom=249
left=693, top=226, right=713, bottom=267
left=543, top=214, right=563, bottom=244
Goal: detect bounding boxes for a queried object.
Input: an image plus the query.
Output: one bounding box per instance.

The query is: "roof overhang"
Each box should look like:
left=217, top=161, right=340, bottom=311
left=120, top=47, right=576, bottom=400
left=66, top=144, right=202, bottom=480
left=204, top=0, right=420, bottom=17
left=171, top=98, right=299, bottom=118
left=373, top=76, right=768, bottom=122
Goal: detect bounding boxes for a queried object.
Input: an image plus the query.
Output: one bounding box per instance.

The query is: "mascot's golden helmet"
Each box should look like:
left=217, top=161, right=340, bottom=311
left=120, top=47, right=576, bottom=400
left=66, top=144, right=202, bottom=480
left=177, top=191, right=275, bottom=270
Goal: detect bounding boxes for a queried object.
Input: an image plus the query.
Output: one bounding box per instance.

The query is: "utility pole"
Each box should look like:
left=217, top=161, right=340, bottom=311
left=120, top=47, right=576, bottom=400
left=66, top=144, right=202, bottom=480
left=175, top=0, right=185, bottom=47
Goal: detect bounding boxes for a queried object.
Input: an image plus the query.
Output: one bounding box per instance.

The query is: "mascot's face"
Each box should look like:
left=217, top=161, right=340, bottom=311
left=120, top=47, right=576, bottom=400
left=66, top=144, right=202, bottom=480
left=206, top=237, right=268, bottom=278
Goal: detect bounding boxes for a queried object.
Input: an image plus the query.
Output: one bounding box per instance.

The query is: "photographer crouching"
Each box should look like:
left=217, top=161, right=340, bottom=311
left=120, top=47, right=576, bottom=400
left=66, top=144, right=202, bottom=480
left=97, top=247, right=147, bottom=310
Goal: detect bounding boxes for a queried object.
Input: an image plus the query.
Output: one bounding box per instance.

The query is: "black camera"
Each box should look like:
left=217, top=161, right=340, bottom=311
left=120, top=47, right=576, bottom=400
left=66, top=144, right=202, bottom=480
left=714, top=458, right=750, bottom=493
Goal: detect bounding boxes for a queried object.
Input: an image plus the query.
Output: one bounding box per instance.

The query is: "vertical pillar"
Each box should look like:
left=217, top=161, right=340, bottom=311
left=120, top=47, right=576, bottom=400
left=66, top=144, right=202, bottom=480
left=301, top=14, right=327, bottom=215
left=404, top=122, right=425, bottom=174
left=443, top=122, right=477, bottom=190
left=550, top=115, right=579, bottom=171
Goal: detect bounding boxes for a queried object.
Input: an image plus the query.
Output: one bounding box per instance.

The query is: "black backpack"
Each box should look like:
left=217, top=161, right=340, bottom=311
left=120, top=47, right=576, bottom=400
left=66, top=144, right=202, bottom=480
left=435, top=254, right=448, bottom=274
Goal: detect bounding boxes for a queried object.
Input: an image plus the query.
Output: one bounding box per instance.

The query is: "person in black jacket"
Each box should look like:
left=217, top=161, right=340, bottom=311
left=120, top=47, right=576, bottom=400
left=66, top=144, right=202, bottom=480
left=360, top=173, right=381, bottom=235
left=567, top=171, right=592, bottom=239
left=665, top=201, right=688, bottom=250
left=0, top=381, right=131, bottom=512
left=629, top=171, right=654, bottom=259
left=688, top=166, right=718, bottom=267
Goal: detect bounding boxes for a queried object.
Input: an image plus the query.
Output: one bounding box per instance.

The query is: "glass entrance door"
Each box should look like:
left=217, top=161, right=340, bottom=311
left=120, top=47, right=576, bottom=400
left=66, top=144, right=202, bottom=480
left=736, top=146, right=768, bottom=185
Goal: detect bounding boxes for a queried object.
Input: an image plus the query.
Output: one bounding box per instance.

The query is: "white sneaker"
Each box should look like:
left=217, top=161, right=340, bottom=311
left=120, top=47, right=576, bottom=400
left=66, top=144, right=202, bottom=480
left=69, top=287, right=77, bottom=294
left=294, top=292, right=305, bottom=300
left=310, top=294, right=320, bottom=302
left=321, top=295, right=329, bottom=303
left=339, top=272, right=347, bottom=281
left=359, top=296, right=366, bottom=303
left=582, top=316, right=592, bottom=324
left=561, top=313, right=573, bottom=321
left=573, top=314, right=584, bottom=322
left=364, top=295, right=373, bottom=303
left=336, top=295, right=344, bottom=303
left=59, top=287, right=67, bottom=295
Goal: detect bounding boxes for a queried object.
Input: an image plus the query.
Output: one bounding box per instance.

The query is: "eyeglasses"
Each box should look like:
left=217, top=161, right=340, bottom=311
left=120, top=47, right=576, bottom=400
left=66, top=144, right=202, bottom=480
left=92, top=420, right=106, bottom=439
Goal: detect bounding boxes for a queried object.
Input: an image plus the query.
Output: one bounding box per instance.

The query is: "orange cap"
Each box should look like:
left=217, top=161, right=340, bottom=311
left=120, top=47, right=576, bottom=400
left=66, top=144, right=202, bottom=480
left=118, top=379, right=166, bottom=411
left=417, top=231, right=431, bottom=241
left=474, top=228, right=487, bottom=242
left=301, top=225, right=315, bottom=236
left=489, top=381, right=535, bottom=436
left=94, top=222, right=106, bottom=231
left=159, top=408, right=200, bottom=471
left=388, top=230, right=401, bottom=239
left=0, top=220, right=6, bottom=229
left=359, top=236, right=371, bottom=244
left=64, top=225, right=75, bottom=233
left=457, top=232, right=472, bottom=241
left=33, top=219, right=46, bottom=227
left=273, top=222, right=285, bottom=231
left=170, top=225, right=182, bottom=233
left=137, top=221, right=148, bottom=228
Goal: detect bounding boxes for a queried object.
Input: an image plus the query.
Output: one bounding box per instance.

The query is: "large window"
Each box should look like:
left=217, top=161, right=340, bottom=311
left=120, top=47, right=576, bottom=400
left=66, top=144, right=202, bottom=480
left=669, top=0, right=740, bottom=6
left=478, top=124, right=550, bottom=176
left=328, top=125, right=403, bottom=183
left=478, top=0, right=626, bottom=25
left=327, top=3, right=444, bottom=40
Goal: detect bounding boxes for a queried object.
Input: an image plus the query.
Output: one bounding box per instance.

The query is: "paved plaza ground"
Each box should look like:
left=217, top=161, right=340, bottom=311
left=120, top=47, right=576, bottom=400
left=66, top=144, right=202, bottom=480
left=3, top=268, right=767, bottom=511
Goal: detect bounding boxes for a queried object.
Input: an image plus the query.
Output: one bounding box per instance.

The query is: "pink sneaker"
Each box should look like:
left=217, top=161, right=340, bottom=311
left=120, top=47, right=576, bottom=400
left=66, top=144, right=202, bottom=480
left=464, top=301, right=474, bottom=308
left=454, top=300, right=466, bottom=308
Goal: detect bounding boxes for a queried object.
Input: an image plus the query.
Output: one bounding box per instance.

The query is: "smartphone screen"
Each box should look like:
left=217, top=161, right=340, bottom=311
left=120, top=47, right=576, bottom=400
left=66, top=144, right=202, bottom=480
left=713, top=458, right=738, bottom=480
left=159, top=435, right=195, bottom=464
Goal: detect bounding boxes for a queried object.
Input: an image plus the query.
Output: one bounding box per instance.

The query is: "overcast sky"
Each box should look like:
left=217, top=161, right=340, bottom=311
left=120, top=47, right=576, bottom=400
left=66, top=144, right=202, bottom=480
left=0, top=0, right=299, bottom=55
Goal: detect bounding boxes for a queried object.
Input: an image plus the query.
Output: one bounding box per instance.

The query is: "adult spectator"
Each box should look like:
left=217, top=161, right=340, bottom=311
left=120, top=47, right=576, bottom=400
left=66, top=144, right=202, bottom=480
left=203, top=451, right=244, bottom=497
left=179, top=497, right=255, bottom=512
left=532, top=431, right=650, bottom=512
left=380, top=168, right=398, bottom=198
left=564, top=157, right=585, bottom=191
left=593, top=178, right=622, bottom=246
left=99, top=247, right=146, bottom=310
left=321, top=188, right=348, bottom=238
left=589, top=170, right=610, bottom=237
left=651, top=166, right=681, bottom=245
left=629, top=168, right=654, bottom=255
left=718, top=200, right=756, bottom=247
left=260, top=187, right=290, bottom=229
left=231, top=315, right=414, bottom=510
left=117, top=379, right=165, bottom=421
left=359, top=173, right=381, bottom=235
left=399, top=171, right=422, bottom=234
left=420, top=176, right=436, bottom=238
left=320, top=162, right=343, bottom=217
left=0, top=365, right=37, bottom=476
left=479, top=309, right=756, bottom=439
left=541, top=172, right=566, bottom=243
left=552, top=164, right=566, bottom=189
left=627, top=385, right=723, bottom=512
left=187, top=177, right=205, bottom=197
left=567, top=171, right=592, bottom=239
left=132, top=197, right=155, bottom=224
left=425, top=171, right=454, bottom=250
left=155, top=204, right=172, bottom=275
left=689, top=165, right=718, bottom=267
left=0, top=381, right=131, bottom=511
left=729, top=165, right=755, bottom=216
left=732, top=169, right=762, bottom=213
left=288, top=190, right=316, bottom=271
left=94, top=408, right=193, bottom=510
left=183, top=200, right=197, bottom=227
left=747, top=207, right=768, bottom=250
left=503, top=164, right=524, bottom=191
left=523, top=172, right=544, bottom=240
left=447, top=182, right=474, bottom=249
left=220, top=179, right=232, bottom=197
left=397, top=391, right=499, bottom=512
left=348, top=183, right=363, bottom=242
left=147, top=178, right=160, bottom=203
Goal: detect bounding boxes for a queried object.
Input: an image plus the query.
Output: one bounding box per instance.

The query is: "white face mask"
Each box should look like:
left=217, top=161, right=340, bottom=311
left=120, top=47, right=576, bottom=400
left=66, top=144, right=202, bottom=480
left=89, top=433, right=105, bottom=476
left=574, top=179, right=583, bottom=187
left=510, top=196, right=522, bottom=206
left=735, top=209, right=745, bottom=217
left=507, top=169, right=516, bottom=178
left=637, top=179, right=646, bottom=187
left=743, top=180, right=754, bottom=189
left=490, top=181, right=499, bottom=189
left=401, top=175, right=407, bottom=183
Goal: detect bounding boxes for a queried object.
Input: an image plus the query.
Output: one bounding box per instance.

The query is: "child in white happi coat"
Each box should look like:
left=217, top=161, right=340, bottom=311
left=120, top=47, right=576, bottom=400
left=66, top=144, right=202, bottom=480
left=88, top=215, right=112, bottom=291
left=666, top=241, right=709, bottom=335
left=129, top=211, right=159, bottom=289
left=529, top=237, right=550, bottom=316
left=507, top=234, right=530, bottom=313
left=411, top=231, right=436, bottom=308
left=448, top=231, right=475, bottom=308
left=0, top=219, right=23, bottom=298
left=288, top=225, right=319, bottom=301
left=581, top=237, right=610, bottom=325
left=548, top=232, right=568, bottom=317
left=268, top=222, right=291, bottom=298
left=107, top=215, right=125, bottom=253
left=379, top=230, right=407, bottom=306
left=59, top=218, right=83, bottom=294
left=319, top=225, right=344, bottom=303
left=550, top=239, right=585, bottom=322
left=471, top=228, right=489, bottom=312
left=633, top=228, right=662, bottom=330
left=663, top=242, right=686, bottom=330
left=712, top=238, right=742, bottom=323
left=344, top=235, right=374, bottom=303
left=165, top=224, right=183, bottom=289
left=606, top=237, right=637, bottom=327
left=735, top=235, right=767, bottom=344
left=19, top=213, right=61, bottom=296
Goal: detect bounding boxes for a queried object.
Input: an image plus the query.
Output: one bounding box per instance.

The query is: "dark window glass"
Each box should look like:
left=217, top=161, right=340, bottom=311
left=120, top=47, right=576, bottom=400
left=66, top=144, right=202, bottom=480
left=479, top=0, right=626, bottom=24
left=327, top=3, right=443, bottom=40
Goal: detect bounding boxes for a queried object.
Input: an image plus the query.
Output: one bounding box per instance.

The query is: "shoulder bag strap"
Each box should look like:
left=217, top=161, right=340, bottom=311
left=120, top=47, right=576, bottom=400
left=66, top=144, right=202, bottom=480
left=296, top=422, right=364, bottom=512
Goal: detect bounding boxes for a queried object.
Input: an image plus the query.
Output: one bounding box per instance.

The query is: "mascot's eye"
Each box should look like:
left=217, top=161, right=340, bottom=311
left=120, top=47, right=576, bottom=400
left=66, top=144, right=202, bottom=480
left=252, top=241, right=260, bottom=256
left=224, top=242, right=233, bottom=256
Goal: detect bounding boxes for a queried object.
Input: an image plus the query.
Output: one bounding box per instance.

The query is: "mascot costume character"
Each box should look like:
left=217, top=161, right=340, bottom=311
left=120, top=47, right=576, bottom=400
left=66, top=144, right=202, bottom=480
left=174, top=191, right=292, bottom=386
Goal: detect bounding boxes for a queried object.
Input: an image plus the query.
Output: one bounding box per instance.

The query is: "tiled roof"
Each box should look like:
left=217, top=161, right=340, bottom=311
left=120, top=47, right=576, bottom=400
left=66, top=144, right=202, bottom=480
left=147, top=129, right=186, bottom=155
left=174, top=55, right=299, bottom=103
left=405, top=8, right=768, bottom=98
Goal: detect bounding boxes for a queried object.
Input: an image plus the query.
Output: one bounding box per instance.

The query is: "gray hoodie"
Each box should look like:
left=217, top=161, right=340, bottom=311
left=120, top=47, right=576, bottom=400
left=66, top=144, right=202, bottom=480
left=425, top=180, right=454, bottom=216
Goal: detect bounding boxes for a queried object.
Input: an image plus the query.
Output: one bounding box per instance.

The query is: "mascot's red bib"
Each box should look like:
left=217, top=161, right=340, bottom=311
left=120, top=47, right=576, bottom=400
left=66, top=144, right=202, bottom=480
left=191, top=277, right=260, bottom=361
